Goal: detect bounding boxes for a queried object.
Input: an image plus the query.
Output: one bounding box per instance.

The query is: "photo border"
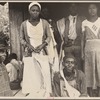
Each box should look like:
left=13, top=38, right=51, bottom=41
left=0, top=0, right=100, bottom=99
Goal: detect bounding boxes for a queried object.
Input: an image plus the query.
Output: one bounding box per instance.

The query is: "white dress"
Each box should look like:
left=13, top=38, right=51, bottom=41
left=22, top=19, right=52, bottom=97
left=82, top=18, right=100, bottom=89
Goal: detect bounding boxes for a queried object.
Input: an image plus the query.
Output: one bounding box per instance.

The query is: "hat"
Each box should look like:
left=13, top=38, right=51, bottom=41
left=28, top=2, right=41, bottom=10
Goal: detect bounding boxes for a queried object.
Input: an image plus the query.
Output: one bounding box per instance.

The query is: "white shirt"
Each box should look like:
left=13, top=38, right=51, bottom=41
left=82, top=18, right=100, bottom=37
left=68, top=15, right=77, bottom=40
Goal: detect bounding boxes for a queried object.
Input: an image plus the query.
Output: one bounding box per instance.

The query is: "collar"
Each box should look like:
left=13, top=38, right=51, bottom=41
left=69, top=15, right=77, bottom=20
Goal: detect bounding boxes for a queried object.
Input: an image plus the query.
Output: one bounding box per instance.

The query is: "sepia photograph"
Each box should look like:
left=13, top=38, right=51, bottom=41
left=0, top=1, right=100, bottom=99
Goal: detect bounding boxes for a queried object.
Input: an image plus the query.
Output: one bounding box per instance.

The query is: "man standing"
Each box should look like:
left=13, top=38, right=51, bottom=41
left=57, top=3, right=85, bottom=71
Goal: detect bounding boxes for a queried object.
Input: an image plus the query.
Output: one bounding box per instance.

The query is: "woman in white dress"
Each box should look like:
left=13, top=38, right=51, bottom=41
left=20, top=2, right=52, bottom=97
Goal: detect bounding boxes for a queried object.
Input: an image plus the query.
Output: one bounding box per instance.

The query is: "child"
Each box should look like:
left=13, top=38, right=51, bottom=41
left=5, top=53, right=23, bottom=90
left=53, top=54, right=87, bottom=97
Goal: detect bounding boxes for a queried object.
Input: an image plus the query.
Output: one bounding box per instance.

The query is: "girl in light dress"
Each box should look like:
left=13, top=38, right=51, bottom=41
left=82, top=4, right=100, bottom=97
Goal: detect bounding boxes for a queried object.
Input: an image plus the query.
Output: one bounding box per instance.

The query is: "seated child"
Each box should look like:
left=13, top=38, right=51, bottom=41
left=53, top=54, right=88, bottom=97
left=5, top=53, right=23, bottom=90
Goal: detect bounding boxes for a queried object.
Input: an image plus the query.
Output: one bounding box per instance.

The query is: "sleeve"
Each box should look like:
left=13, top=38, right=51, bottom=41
left=43, top=20, right=52, bottom=45
left=19, top=22, right=27, bottom=47
left=10, top=59, right=21, bottom=71
left=5, top=63, right=12, bottom=73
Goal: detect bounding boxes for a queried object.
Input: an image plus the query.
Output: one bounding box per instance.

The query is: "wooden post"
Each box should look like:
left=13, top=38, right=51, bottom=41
left=9, top=3, right=28, bottom=60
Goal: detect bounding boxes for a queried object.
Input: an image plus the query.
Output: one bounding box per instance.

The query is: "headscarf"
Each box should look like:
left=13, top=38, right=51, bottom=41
left=28, top=2, right=41, bottom=10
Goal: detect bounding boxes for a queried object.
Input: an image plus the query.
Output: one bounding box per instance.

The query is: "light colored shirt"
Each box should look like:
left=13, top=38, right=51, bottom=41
left=82, top=18, right=100, bottom=37
left=6, top=63, right=17, bottom=82
left=68, top=15, right=77, bottom=40
left=5, top=59, right=22, bottom=82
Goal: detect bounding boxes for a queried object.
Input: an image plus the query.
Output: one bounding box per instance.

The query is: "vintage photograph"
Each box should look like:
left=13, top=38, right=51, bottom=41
left=0, top=1, right=100, bottom=98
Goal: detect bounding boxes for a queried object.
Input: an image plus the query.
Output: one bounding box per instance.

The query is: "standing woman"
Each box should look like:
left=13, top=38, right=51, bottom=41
left=20, top=2, right=52, bottom=97
left=82, top=4, right=100, bottom=97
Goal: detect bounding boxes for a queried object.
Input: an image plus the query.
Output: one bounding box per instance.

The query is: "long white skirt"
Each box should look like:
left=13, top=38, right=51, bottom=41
left=22, top=53, right=52, bottom=97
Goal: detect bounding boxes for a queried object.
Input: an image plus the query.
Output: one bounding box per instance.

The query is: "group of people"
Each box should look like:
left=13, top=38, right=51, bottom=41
left=19, top=2, right=100, bottom=97
left=0, top=1, right=100, bottom=98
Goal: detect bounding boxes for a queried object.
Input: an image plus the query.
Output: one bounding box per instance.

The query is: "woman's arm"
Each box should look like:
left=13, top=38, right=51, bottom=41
left=44, top=20, right=52, bottom=45
left=19, top=23, right=27, bottom=47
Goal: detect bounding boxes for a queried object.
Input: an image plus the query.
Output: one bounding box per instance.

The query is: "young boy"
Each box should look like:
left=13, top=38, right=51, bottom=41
left=53, top=54, right=87, bottom=97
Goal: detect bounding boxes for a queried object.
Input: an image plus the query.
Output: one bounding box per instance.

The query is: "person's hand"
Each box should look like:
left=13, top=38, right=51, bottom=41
left=35, top=44, right=44, bottom=53
left=34, top=49, right=41, bottom=53
left=27, top=45, right=35, bottom=52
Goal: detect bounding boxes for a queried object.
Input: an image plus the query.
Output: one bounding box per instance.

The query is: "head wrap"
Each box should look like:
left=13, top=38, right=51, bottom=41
left=28, top=2, right=41, bottom=10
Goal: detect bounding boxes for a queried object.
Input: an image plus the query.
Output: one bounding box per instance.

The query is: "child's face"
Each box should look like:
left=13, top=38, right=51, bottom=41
left=0, top=50, right=6, bottom=62
left=63, top=58, right=75, bottom=73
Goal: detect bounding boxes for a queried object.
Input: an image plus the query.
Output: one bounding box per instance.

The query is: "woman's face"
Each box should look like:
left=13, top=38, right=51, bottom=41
left=29, top=5, right=40, bottom=19
left=88, top=4, right=98, bottom=16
